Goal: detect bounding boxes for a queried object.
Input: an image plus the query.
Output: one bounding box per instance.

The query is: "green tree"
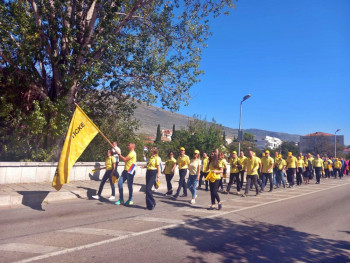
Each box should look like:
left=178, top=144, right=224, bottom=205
left=171, top=124, right=176, bottom=141
left=155, top=124, right=161, bottom=142
left=243, top=132, right=255, bottom=142
left=0, top=0, right=236, bottom=161
left=278, top=141, right=300, bottom=158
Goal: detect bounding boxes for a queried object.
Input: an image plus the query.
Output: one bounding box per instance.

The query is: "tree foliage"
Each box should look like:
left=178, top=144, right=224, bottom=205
left=0, top=0, right=236, bottom=161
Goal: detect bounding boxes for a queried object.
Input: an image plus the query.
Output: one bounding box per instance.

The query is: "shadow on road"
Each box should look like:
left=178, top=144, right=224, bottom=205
left=164, top=216, right=350, bottom=262
left=17, top=191, right=49, bottom=211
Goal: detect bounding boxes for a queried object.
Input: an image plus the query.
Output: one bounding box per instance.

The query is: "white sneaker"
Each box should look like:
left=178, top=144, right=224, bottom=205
left=108, top=196, right=115, bottom=201
left=190, top=199, right=196, bottom=204
left=92, top=195, right=100, bottom=200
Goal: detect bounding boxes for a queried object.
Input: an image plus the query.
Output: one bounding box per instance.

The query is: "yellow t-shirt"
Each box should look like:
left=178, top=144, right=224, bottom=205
left=244, top=156, right=259, bottom=176
left=164, top=157, right=176, bottom=174
left=105, top=156, right=116, bottom=171
left=125, top=150, right=137, bottom=171
left=147, top=155, right=160, bottom=170
left=230, top=157, right=240, bottom=173
left=312, top=158, right=323, bottom=168
left=238, top=156, right=247, bottom=171
left=261, top=156, right=274, bottom=173
left=220, top=158, right=227, bottom=169
left=202, top=157, right=209, bottom=173
left=286, top=156, right=297, bottom=169
left=334, top=160, right=342, bottom=169
left=297, top=159, right=304, bottom=168
left=209, top=162, right=223, bottom=179
left=308, top=157, right=314, bottom=167
left=189, top=159, right=201, bottom=175
left=323, top=160, right=331, bottom=169
left=275, top=158, right=285, bottom=170
left=177, top=155, right=190, bottom=169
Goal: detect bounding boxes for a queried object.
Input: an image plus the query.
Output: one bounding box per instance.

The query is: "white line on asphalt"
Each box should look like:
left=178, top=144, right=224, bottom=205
left=132, top=216, right=183, bottom=224
left=58, top=227, right=134, bottom=237
left=0, top=243, right=64, bottom=254
left=13, top=181, right=350, bottom=263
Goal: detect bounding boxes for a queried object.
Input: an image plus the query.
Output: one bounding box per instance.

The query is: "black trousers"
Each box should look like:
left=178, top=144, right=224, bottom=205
left=165, top=174, right=174, bottom=192
left=209, top=180, right=220, bottom=205
left=315, top=167, right=322, bottom=183
left=287, top=168, right=296, bottom=186
left=146, top=170, right=157, bottom=210
left=199, top=171, right=209, bottom=189
left=239, top=170, right=245, bottom=188
left=296, top=167, right=303, bottom=185
left=175, top=169, right=188, bottom=196
left=97, top=170, right=115, bottom=196
left=227, top=173, right=240, bottom=192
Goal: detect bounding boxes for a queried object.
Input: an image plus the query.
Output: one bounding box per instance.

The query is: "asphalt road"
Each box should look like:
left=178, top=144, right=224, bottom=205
left=1, top=178, right=349, bottom=263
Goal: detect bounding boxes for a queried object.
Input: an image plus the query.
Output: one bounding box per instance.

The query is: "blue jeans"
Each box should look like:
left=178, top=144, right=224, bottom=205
left=187, top=175, right=198, bottom=199
left=175, top=169, right=188, bottom=196
left=262, top=173, right=273, bottom=191
left=118, top=170, right=135, bottom=201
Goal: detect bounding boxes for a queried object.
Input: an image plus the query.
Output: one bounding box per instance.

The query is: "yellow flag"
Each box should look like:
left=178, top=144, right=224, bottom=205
left=52, top=105, right=99, bottom=191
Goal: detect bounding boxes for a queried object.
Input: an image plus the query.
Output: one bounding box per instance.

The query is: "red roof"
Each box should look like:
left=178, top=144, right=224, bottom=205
left=304, top=132, right=334, bottom=137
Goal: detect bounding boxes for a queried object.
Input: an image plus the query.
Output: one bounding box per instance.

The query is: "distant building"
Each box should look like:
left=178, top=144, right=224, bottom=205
left=299, top=132, right=344, bottom=155
left=161, top=129, right=173, bottom=140
left=344, top=148, right=350, bottom=155
left=255, top=136, right=282, bottom=150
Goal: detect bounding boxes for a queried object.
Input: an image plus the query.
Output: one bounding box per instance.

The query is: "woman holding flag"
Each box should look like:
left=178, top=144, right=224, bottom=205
left=115, top=142, right=137, bottom=206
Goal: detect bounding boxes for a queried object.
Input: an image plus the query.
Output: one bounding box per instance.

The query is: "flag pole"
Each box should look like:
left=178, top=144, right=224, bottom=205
left=73, top=102, right=115, bottom=150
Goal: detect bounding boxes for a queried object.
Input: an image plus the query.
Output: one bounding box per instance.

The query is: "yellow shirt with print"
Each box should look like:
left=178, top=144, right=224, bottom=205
left=334, top=160, right=342, bottom=169
left=286, top=156, right=297, bottom=169
left=230, top=157, right=240, bottom=173
left=177, top=155, right=190, bottom=169
left=323, top=160, right=331, bottom=169
left=189, top=159, right=201, bottom=175
left=312, top=158, right=323, bottom=168
left=297, top=159, right=304, bottom=168
left=261, top=156, right=274, bottom=173
left=275, top=158, right=285, bottom=170
left=202, top=157, right=209, bottom=173
left=244, top=156, right=259, bottom=176
left=105, top=156, right=116, bottom=171
left=147, top=155, right=160, bottom=170
left=209, top=162, right=223, bottom=179
left=164, top=157, right=176, bottom=174
left=125, top=150, right=137, bottom=171
left=238, top=156, right=247, bottom=171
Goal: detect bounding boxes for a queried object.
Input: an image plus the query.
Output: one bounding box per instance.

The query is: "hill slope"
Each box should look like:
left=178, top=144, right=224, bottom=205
left=133, top=103, right=300, bottom=142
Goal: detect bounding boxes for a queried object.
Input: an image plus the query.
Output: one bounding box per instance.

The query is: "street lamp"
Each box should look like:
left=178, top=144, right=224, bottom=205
left=335, top=129, right=341, bottom=158
left=238, top=94, right=251, bottom=153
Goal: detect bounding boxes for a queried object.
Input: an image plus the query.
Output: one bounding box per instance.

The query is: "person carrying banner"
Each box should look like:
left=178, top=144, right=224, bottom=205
left=115, top=142, right=137, bottom=206
left=92, top=150, right=116, bottom=200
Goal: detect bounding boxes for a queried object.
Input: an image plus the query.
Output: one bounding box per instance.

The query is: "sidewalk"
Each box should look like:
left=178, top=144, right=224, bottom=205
left=0, top=175, right=169, bottom=208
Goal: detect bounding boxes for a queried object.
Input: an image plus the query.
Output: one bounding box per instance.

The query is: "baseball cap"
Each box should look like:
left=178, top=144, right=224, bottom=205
left=194, top=150, right=200, bottom=154
left=180, top=147, right=185, bottom=151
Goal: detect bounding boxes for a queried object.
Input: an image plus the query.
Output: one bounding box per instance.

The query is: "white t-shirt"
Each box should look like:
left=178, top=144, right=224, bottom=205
left=111, top=146, right=121, bottom=162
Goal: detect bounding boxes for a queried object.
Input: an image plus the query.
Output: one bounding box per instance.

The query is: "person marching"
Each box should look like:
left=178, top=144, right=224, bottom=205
left=241, top=150, right=260, bottom=197
left=238, top=151, right=247, bottom=189
left=173, top=147, right=190, bottom=199
left=312, top=154, right=324, bottom=184
left=333, top=158, right=342, bottom=179
left=225, top=151, right=241, bottom=195
left=218, top=152, right=227, bottom=191
left=296, top=155, right=305, bottom=186
left=115, top=142, right=137, bottom=206
left=144, top=146, right=161, bottom=210
left=163, top=151, right=177, bottom=196
left=323, top=157, right=332, bottom=179
left=199, top=152, right=210, bottom=191
left=187, top=150, right=201, bottom=204
left=261, top=150, right=274, bottom=192
left=275, top=154, right=286, bottom=188
left=303, top=155, right=312, bottom=184
left=206, top=151, right=223, bottom=210
left=92, top=150, right=116, bottom=200
left=111, top=141, right=121, bottom=170
left=285, top=152, right=297, bottom=188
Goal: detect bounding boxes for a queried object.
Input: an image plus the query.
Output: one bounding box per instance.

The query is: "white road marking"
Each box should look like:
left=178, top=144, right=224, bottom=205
left=0, top=243, right=63, bottom=254
left=59, top=227, right=133, bottom=237
left=13, top=181, right=350, bottom=263
left=132, top=216, right=183, bottom=224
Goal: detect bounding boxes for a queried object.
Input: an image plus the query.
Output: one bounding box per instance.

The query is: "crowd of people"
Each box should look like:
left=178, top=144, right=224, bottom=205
left=92, top=141, right=349, bottom=210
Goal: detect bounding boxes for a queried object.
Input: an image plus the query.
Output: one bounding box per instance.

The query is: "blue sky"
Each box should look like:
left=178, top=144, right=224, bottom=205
left=171, top=0, right=349, bottom=144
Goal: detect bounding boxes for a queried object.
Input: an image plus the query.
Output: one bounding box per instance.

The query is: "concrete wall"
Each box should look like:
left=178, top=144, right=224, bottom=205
left=0, top=162, right=152, bottom=184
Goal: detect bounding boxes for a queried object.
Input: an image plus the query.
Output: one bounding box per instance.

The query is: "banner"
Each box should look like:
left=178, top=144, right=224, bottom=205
left=52, top=104, right=99, bottom=191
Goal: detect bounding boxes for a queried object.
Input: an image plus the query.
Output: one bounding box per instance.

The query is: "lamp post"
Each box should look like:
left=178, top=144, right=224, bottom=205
left=335, top=129, right=341, bottom=158
left=238, top=94, right=251, bottom=153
